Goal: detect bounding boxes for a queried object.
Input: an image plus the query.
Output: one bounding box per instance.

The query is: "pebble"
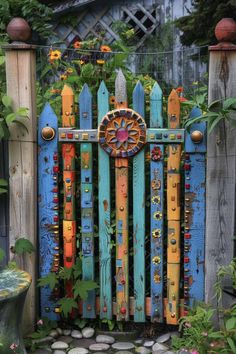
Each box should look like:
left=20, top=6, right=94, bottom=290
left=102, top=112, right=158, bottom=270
left=57, top=335, right=74, bottom=344
left=152, top=343, right=169, bottom=351
left=96, top=335, right=115, bottom=344
left=68, top=348, right=89, bottom=354
left=71, top=338, right=96, bottom=348
left=54, top=351, right=66, bottom=354
left=135, top=346, right=151, bottom=354
left=32, top=336, right=54, bottom=344
left=49, top=329, right=59, bottom=338
left=82, top=327, right=95, bottom=338
left=115, top=352, right=133, bottom=354
left=30, top=349, right=52, bottom=354
left=63, top=329, right=71, bottom=336
left=156, top=333, right=171, bottom=343
left=152, top=351, right=167, bottom=354
left=56, top=328, right=63, bottom=335
left=51, top=341, right=69, bottom=350
left=163, top=352, right=176, bottom=354
left=134, top=339, right=143, bottom=344
left=143, top=340, right=154, bottom=347
left=89, top=343, right=110, bottom=351
left=71, top=329, right=83, bottom=339
left=112, top=342, right=135, bottom=350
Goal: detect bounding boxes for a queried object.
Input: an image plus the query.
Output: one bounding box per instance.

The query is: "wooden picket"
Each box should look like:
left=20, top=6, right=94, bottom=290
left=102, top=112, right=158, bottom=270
left=38, top=70, right=206, bottom=324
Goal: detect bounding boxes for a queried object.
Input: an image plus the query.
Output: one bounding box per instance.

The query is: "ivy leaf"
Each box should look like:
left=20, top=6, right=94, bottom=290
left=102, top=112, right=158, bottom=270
left=6, top=112, right=17, bottom=125
left=37, top=272, right=58, bottom=290
left=15, top=238, right=35, bottom=255
left=72, top=258, right=82, bottom=279
left=57, top=297, right=78, bottom=317
left=73, top=280, right=99, bottom=300
left=15, top=107, right=29, bottom=117
left=2, top=95, right=12, bottom=108
left=59, top=266, right=73, bottom=281
left=0, top=248, right=5, bottom=262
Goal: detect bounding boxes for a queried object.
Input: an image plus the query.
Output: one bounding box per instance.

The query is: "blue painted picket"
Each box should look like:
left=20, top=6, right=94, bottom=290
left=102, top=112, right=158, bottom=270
left=150, top=83, right=164, bottom=322
left=38, top=103, right=59, bottom=320
left=184, top=107, right=206, bottom=310
left=79, top=84, right=96, bottom=318
left=133, top=81, right=145, bottom=322
left=97, top=81, right=112, bottom=319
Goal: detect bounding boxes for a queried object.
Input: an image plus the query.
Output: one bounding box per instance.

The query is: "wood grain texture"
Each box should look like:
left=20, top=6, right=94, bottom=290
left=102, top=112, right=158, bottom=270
left=79, top=84, right=95, bottom=318
left=166, top=89, right=181, bottom=324
left=97, top=81, right=112, bottom=319
left=185, top=107, right=206, bottom=310
left=115, top=70, right=129, bottom=321
left=133, top=81, right=145, bottom=322
left=149, top=82, right=164, bottom=322
left=5, top=49, right=37, bottom=333
left=38, top=103, right=60, bottom=320
left=206, top=50, right=236, bottom=310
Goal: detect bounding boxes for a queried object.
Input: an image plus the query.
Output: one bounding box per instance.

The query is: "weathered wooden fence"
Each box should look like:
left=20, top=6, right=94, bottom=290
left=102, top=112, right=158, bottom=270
left=38, top=69, right=206, bottom=324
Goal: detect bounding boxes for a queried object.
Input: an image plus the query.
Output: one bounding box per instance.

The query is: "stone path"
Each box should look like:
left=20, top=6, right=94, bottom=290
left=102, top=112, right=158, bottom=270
left=28, top=327, right=186, bottom=354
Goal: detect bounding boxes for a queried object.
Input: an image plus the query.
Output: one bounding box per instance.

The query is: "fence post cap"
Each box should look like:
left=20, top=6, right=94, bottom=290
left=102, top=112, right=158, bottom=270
left=209, top=18, right=236, bottom=51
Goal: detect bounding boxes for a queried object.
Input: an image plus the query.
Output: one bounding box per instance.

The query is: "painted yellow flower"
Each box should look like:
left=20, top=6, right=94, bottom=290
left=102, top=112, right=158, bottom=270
left=100, top=45, right=112, bottom=52
left=97, top=59, right=105, bottom=65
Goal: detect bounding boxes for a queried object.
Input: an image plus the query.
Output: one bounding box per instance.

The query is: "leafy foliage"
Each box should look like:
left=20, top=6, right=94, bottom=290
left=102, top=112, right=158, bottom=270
left=215, top=257, right=236, bottom=300
left=57, top=297, right=78, bottom=318
left=0, top=178, right=7, bottom=194
left=37, top=272, right=59, bottom=290
left=0, top=248, right=5, bottom=262
left=14, top=238, right=35, bottom=255
left=0, top=0, right=53, bottom=41
left=175, top=0, right=236, bottom=51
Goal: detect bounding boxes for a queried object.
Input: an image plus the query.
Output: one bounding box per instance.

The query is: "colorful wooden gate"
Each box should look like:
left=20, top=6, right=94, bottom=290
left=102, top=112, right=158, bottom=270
left=38, top=70, right=206, bottom=323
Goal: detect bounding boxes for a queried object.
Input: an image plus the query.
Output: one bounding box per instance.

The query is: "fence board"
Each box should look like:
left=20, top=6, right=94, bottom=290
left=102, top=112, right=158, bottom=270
left=184, top=107, right=206, bottom=310
left=133, top=81, right=145, bottom=322
left=79, top=84, right=96, bottom=318
left=166, top=89, right=181, bottom=324
left=149, top=82, right=164, bottom=322
left=38, top=103, right=60, bottom=320
left=115, top=70, right=129, bottom=321
left=97, top=81, right=112, bottom=319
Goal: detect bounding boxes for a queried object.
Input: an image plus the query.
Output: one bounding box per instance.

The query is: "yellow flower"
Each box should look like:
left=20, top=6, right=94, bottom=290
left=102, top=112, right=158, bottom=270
left=60, top=74, right=67, bottom=81
left=100, top=45, right=112, bottom=52
left=49, top=49, right=61, bottom=61
left=66, top=68, right=73, bottom=74
left=96, top=59, right=105, bottom=65
left=79, top=60, right=85, bottom=65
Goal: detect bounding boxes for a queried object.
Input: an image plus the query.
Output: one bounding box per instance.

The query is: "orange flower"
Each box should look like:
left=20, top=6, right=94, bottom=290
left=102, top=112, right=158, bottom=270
left=97, top=59, right=105, bottom=65
left=100, top=45, right=112, bottom=52
left=109, top=96, right=116, bottom=105
left=73, top=41, right=81, bottom=49
left=176, top=86, right=183, bottom=93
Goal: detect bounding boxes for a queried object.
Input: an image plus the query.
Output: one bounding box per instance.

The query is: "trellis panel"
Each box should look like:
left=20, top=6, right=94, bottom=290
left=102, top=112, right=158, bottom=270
left=133, top=81, right=145, bottom=322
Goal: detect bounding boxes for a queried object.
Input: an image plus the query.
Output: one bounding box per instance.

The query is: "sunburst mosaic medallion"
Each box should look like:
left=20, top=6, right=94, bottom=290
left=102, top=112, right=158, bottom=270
left=98, top=108, right=147, bottom=157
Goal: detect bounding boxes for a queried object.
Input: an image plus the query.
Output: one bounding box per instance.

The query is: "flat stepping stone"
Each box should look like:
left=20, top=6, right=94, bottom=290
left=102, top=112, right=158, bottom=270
left=156, top=333, right=170, bottom=343
left=96, top=335, right=115, bottom=344
left=68, top=348, right=89, bottom=354
left=134, top=339, right=143, bottom=345
left=49, top=329, right=59, bottom=338
left=32, top=336, right=54, bottom=344
left=112, top=342, right=135, bottom=350
left=57, top=335, right=74, bottom=344
left=71, top=329, right=83, bottom=339
left=135, top=346, right=151, bottom=354
left=115, top=351, right=134, bottom=354
left=152, top=343, right=169, bottom=351
left=63, top=329, right=71, bottom=336
left=51, top=341, right=69, bottom=350
left=56, top=327, right=63, bottom=335
left=82, top=327, right=95, bottom=338
left=89, top=343, right=110, bottom=351
left=71, top=338, right=96, bottom=348
left=143, top=340, right=154, bottom=347
left=54, top=351, right=66, bottom=354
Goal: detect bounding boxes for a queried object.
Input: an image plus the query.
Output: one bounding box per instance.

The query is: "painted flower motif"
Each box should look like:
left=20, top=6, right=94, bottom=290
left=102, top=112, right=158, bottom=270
left=73, top=41, right=81, bottom=49
left=49, top=49, right=61, bottom=61
left=97, top=59, right=105, bottom=65
left=37, top=319, right=43, bottom=326
left=151, top=146, right=162, bottom=161
left=107, top=118, right=139, bottom=150
left=100, top=45, right=112, bottom=52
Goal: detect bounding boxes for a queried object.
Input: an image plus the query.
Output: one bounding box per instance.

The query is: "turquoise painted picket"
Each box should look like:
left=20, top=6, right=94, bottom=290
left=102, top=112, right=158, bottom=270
left=38, top=72, right=206, bottom=323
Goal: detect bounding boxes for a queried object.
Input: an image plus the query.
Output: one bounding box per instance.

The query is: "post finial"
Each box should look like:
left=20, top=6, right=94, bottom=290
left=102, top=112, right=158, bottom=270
left=210, top=18, right=236, bottom=51
left=6, top=17, right=31, bottom=43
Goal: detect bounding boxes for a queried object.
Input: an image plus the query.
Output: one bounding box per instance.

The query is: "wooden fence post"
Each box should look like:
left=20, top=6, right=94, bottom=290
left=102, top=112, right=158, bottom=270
left=206, top=18, right=236, bottom=310
left=4, top=43, right=37, bottom=332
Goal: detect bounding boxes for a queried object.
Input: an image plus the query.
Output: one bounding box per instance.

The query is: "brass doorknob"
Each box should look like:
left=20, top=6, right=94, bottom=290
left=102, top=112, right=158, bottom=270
left=41, top=126, right=55, bottom=141
left=190, top=130, right=203, bottom=143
